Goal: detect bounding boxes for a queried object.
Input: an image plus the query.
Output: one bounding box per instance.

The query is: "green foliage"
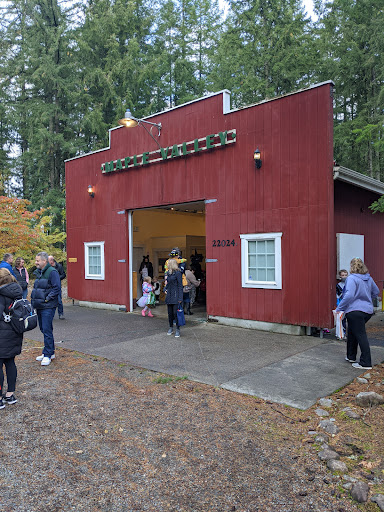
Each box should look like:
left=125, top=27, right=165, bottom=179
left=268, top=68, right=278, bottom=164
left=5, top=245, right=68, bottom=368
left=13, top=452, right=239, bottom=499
left=0, top=0, right=383, bottom=223
left=0, top=195, right=66, bottom=269
left=210, top=0, right=316, bottom=107
left=369, top=196, right=384, bottom=214
left=313, top=0, right=384, bottom=180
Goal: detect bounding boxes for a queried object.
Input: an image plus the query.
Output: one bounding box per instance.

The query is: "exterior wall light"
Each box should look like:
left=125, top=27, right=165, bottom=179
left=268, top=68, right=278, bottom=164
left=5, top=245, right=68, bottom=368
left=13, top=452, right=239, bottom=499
left=88, top=185, right=95, bottom=198
left=118, top=109, right=162, bottom=148
left=254, top=148, right=262, bottom=169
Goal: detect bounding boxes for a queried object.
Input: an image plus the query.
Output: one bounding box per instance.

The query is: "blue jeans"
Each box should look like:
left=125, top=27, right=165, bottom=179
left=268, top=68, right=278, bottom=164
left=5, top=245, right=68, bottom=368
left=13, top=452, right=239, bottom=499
left=57, top=289, right=63, bottom=316
left=37, top=308, right=56, bottom=358
left=22, top=288, right=28, bottom=300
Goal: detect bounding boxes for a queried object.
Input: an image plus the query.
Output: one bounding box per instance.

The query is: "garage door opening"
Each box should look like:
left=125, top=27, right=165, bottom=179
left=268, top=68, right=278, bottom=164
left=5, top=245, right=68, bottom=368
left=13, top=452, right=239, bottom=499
left=130, top=201, right=206, bottom=320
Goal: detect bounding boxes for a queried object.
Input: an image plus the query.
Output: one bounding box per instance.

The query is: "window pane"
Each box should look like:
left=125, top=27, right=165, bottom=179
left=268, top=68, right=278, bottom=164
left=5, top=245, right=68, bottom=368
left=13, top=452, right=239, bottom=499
left=249, top=255, right=257, bottom=267
left=248, top=241, right=257, bottom=255
left=267, top=268, right=275, bottom=281
left=257, top=254, right=266, bottom=267
left=256, top=241, right=265, bottom=254
left=257, top=268, right=266, bottom=281
left=267, top=254, right=275, bottom=267
left=266, top=240, right=274, bottom=253
left=88, top=246, right=101, bottom=275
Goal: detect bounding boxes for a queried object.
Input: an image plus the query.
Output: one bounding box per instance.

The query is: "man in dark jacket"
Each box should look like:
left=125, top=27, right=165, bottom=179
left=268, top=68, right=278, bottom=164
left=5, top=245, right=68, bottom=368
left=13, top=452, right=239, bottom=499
left=31, top=252, right=61, bottom=366
left=48, top=255, right=66, bottom=319
left=0, top=254, right=17, bottom=279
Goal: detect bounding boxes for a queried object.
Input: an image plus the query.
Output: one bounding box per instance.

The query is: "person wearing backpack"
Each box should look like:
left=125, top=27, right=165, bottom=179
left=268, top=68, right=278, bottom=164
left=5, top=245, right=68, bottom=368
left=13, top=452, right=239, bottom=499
left=0, top=268, right=23, bottom=408
left=31, top=252, right=61, bottom=366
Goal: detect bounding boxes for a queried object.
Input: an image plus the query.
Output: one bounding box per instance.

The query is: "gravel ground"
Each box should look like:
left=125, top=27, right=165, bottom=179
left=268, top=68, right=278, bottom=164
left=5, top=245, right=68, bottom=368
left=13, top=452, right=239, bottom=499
left=0, top=339, right=362, bottom=512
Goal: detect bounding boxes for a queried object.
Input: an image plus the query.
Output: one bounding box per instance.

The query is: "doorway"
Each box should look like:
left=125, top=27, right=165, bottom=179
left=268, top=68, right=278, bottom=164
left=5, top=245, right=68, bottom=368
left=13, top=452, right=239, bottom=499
left=130, top=201, right=206, bottom=317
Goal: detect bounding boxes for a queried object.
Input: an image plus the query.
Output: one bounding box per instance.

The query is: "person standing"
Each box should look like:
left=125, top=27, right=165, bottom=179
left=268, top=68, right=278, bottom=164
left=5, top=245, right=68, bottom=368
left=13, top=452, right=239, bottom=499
left=336, top=258, right=380, bottom=370
left=14, top=257, right=29, bottom=300
left=0, top=254, right=17, bottom=279
left=0, top=268, right=23, bottom=408
left=165, top=258, right=183, bottom=338
left=48, top=255, right=66, bottom=319
left=137, top=276, right=154, bottom=317
left=185, top=265, right=201, bottom=313
left=31, top=252, right=61, bottom=366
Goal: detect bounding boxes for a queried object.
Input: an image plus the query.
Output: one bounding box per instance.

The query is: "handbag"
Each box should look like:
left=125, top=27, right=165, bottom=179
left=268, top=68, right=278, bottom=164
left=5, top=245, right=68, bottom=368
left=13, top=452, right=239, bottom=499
left=177, top=306, right=186, bottom=326
left=147, top=292, right=156, bottom=307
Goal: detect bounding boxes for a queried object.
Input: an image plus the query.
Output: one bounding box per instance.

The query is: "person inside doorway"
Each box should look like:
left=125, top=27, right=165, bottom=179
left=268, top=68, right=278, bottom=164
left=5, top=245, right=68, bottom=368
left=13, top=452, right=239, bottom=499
left=185, top=265, right=201, bottom=314
left=164, top=248, right=187, bottom=291
left=165, top=258, right=183, bottom=338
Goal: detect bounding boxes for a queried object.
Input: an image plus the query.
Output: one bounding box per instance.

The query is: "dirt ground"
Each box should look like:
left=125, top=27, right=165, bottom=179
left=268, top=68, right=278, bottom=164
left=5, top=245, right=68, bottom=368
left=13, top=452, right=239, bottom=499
left=1, top=330, right=383, bottom=512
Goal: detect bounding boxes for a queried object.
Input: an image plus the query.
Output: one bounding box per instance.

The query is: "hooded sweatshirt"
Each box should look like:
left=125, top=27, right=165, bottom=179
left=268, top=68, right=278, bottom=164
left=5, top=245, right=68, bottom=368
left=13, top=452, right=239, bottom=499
left=336, top=273, right=380, bottom=314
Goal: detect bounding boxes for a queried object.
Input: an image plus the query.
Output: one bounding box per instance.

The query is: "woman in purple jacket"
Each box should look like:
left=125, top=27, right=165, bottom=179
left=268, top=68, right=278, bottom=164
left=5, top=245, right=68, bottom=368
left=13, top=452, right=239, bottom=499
left=336, top=258, right=379, bottom=370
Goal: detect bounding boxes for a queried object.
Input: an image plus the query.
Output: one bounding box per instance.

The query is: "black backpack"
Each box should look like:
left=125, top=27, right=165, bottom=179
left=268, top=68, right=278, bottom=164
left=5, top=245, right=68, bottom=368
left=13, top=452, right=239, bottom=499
left=3, top=298, right=38, bottom=334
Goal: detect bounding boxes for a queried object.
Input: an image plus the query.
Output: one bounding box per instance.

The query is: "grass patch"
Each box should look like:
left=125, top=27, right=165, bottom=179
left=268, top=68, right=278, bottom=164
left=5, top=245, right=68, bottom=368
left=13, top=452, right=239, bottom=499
left=153, top=375, right=188, bottom=384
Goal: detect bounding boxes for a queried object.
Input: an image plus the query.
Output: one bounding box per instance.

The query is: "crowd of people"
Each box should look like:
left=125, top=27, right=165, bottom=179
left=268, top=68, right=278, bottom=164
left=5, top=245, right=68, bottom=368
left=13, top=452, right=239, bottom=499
left=0, top=247, right=380, bottom=409
left=137, top=247, right=203, bottom=337
left=0, top=251, right=65, bottom=408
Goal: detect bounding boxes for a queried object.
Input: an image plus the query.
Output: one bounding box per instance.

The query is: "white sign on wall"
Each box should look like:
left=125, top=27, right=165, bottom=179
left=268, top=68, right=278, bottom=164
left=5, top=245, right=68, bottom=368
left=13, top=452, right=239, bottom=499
left=336, top=233, right=364, bottom=273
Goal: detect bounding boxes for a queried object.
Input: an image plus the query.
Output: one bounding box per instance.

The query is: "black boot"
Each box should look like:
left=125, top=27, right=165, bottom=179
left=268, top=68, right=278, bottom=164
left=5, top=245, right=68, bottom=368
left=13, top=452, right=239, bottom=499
left=186, top=304, right=193, bottom=315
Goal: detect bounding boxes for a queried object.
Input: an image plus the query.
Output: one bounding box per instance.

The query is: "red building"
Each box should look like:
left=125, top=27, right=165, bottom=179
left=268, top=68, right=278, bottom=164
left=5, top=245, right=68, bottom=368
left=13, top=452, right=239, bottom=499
left=65, top=81, right=384, bottom=334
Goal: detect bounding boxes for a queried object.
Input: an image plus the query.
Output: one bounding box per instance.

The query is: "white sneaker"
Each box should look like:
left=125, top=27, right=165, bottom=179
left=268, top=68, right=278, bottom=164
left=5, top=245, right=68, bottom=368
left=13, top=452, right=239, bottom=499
left=41, top=356, right=51, bottom=366
left=36, top=354, right=55, bottom=361
left=352, top=362, right=372, bottom=370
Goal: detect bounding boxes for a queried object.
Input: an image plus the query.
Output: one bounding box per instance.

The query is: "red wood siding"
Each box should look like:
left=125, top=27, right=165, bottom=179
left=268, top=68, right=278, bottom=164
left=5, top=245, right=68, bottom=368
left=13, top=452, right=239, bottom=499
left=334, top=181, right=384, bottom=287
left=66, top=84, right=335, bottom=327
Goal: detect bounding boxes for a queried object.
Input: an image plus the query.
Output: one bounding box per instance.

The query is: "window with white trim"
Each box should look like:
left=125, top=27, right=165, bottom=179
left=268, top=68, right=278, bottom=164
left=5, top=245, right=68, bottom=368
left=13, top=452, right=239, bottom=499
left=240, top=233, right=282, bottom=289
left=84, top=242, right=105, bottom=280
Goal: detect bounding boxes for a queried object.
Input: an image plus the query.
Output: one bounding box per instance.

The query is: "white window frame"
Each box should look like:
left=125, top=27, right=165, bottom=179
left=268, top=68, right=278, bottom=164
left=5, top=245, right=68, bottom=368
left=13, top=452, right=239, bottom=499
left=84, top=242, right=105, bottom=280
left=240, top=233, right=282, bottom=289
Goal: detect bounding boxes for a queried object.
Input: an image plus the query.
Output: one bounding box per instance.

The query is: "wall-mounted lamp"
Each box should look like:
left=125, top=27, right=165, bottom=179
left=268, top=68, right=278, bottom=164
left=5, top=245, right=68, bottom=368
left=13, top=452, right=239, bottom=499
left=118, top=109, right=162, bottom=148
left=254, top=148, right=262, bottom=169
left=88, top=185, right=95, bottom=198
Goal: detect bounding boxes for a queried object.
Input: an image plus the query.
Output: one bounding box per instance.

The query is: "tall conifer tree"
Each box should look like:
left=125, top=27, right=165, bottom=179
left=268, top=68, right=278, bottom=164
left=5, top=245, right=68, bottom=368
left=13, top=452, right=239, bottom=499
left=210, top=0, right=315, bottom=107
left=314, top=0, right=384, bottom=179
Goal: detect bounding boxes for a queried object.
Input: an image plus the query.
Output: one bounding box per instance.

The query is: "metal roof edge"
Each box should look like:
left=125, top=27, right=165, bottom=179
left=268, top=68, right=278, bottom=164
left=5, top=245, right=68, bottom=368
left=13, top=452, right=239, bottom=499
left=333, top=166, right=384, bottom=195
left=227, top=80, right=335, bottom=114
left=65, top=90, right=232, bottom=163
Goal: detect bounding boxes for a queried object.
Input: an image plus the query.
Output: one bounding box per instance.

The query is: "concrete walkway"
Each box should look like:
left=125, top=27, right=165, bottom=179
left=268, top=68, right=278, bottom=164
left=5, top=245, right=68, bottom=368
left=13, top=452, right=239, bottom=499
left=27, top=305, right=384, bottom=409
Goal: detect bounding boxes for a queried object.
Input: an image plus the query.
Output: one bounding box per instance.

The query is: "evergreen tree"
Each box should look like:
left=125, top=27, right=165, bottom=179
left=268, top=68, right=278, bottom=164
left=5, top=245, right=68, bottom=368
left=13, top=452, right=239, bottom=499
left=314, top=0, right=384, bottom=179
left=154, top=0, right=222, bottom=107
left=2, top=0, right=80, bottom=227
left=210, top=0, right=316, bottom=107
left=75, top=0, right=161, bottom=150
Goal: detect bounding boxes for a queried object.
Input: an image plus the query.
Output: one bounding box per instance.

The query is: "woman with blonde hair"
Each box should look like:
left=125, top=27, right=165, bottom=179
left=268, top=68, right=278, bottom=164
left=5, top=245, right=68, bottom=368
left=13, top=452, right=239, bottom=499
left=0, top=268, right=23, bottom=408
left=336, top=258, right=379, bottom=370
left=165, top=258, right=183, bottom=337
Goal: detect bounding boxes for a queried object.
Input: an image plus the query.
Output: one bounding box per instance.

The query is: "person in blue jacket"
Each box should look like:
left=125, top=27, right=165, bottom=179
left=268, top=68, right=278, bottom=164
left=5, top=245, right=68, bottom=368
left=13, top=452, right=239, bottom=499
left=31, top=252, right=61, bottom=366
left=0, top=254, right=17, bottom=279
left=336, top=258, right=379, bottom=370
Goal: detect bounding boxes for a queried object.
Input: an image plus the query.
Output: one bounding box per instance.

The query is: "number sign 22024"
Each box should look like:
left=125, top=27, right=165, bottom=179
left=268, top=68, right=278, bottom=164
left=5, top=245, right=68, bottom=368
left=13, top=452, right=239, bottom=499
left=212, top=239, right=237, bottom=247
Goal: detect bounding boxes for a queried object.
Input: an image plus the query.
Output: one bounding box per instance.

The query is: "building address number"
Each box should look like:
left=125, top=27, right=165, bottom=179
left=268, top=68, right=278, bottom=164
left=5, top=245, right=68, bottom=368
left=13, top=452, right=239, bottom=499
left=212, top=239, right=237, bottom=247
